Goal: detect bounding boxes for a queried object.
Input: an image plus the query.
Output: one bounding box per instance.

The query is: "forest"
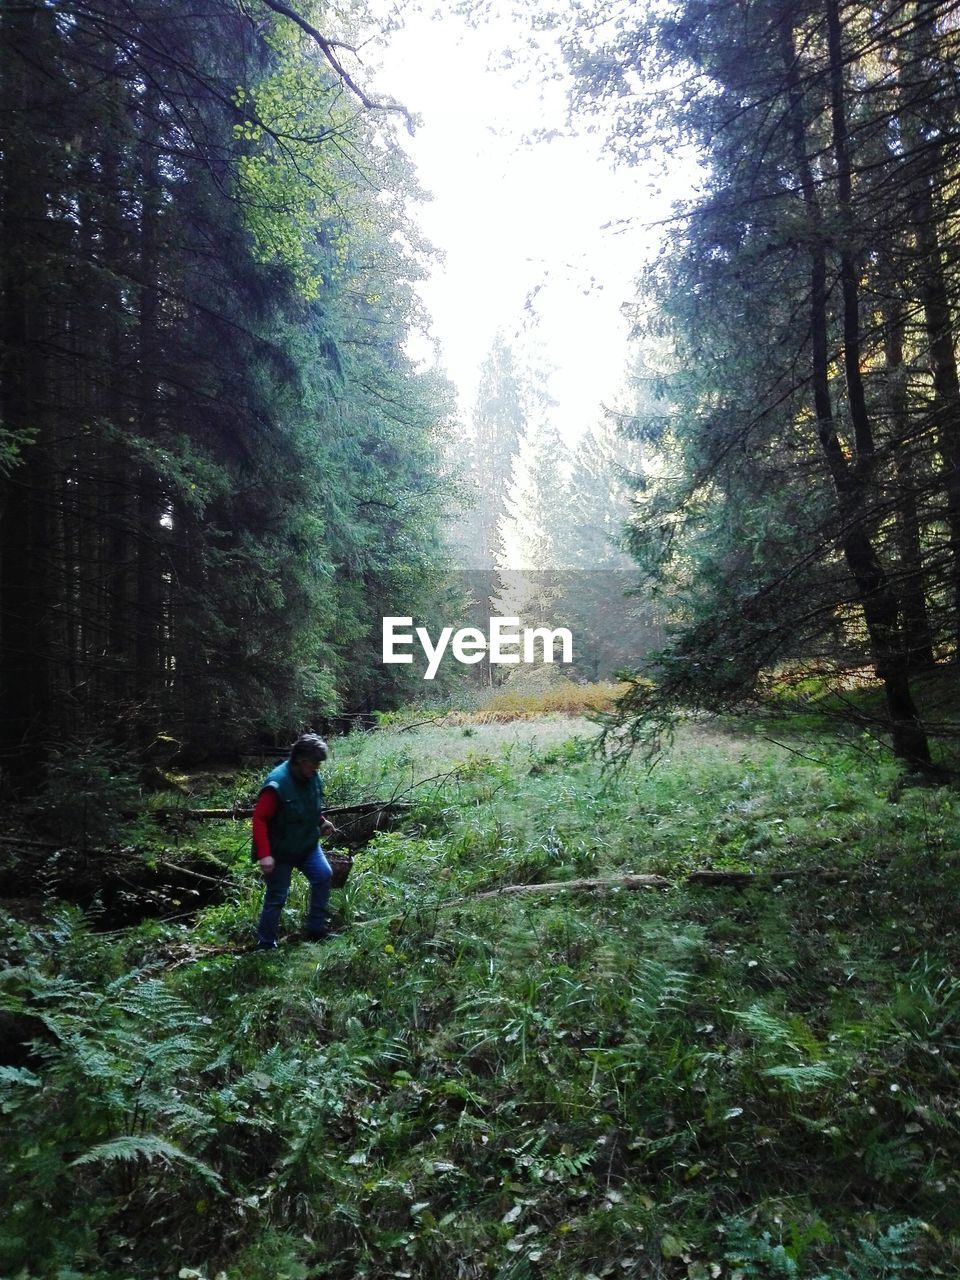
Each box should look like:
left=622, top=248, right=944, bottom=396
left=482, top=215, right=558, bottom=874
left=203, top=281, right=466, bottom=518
left=2, top=0, right=960, bottom=1277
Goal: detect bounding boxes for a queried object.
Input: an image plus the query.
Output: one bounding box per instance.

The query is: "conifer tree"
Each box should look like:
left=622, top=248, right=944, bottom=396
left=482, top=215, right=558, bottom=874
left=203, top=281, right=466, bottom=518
left=565, top=0, right=960, bottom=766
left=452, top=335, right=527, bottom=571
left=558, top=413, right=664, bottom=680
left=0, top=0, right=451, bottom=766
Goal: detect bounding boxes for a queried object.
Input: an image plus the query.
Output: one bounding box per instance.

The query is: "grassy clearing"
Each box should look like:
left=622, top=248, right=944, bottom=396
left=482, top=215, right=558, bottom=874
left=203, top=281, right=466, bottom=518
left=2, top=714, right=960, bottom=1278
left=374, top=679, right=630, bottom=728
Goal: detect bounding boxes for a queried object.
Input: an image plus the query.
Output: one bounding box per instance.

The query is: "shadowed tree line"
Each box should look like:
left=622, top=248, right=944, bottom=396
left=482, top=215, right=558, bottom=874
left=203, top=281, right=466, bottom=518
left=0, top=0, right=450, bottom=770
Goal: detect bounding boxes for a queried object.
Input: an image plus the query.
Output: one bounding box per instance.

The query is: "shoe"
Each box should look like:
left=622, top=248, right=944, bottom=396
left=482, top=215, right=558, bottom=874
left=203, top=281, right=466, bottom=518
left=302, top=928, right=336, bottom=942
left=256, top=940, right=278, bottom=950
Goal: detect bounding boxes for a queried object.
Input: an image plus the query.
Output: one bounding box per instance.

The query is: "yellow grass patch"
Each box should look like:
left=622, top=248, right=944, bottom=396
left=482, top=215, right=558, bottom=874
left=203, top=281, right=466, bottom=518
left=447, top=680, right=630, bottom=725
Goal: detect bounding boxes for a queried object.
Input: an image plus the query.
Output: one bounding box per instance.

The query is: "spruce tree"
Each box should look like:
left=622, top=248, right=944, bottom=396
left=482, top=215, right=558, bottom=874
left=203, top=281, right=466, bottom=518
left=565, top=0, right=960, bottom=767
left=0, top=0, right=452, bottom=766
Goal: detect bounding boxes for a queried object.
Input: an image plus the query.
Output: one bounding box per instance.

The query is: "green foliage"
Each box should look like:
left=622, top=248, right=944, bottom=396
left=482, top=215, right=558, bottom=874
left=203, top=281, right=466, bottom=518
left=0, top=913, right=225, bottom=1272
left=232, top=55, right=348, bottom=299
left=0, top=421, right=36, bottom=474
left=0, top=0, right=453, bottom=763
left=71, top=1134, right=223, bottom=1191
left=721, top=1215, right=925, bottom=1279
left=33, top=738, right=139, bottom=846
left=812, top=1220, right=926, bottom=1279
left=564, top=0, right=960, bottom=767
left=4, top=715, right=959, bottom=1275
left=723, top=1218, right=802, bottom=1278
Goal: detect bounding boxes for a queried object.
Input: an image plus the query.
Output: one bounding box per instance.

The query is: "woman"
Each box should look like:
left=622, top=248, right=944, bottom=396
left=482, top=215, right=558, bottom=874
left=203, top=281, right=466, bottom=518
left=252, top=733, right=338, bottom=948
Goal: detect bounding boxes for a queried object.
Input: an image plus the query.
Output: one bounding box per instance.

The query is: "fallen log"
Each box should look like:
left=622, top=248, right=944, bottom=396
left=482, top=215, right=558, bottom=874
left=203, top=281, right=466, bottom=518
left=474, top=867, right=850, bottom=897
left=155, top=861, right=229, bottom=888
left=149, top=864, right=865, bottom=963
left=367, top=865, right=858, bottom=917
left=471, top=873, right=672, bottom=900
left=0, top=833, right=65, bottom=850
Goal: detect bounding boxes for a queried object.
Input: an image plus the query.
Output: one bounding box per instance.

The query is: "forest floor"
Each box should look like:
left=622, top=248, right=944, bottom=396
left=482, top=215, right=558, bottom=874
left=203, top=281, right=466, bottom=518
left=2, top=708, right=960, bottom=1278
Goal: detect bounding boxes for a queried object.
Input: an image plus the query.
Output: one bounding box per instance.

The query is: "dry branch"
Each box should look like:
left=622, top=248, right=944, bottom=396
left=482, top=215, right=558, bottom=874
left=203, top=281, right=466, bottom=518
left=153, top=800, right=414, bottom=820
left=397, top=716, right=448, bottom=733
left=438, top=865, right=855, bottom=908
left=157, top=861, right=229, bottom=887
left=471, top=873, right=672, bottom=900
left=0, top=833, right=65, bottom=850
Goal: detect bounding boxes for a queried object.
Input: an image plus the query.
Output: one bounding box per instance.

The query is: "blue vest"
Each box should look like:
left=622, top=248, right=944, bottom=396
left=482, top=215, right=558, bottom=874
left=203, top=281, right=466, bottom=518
left=260, top=760, right=324, bottom=864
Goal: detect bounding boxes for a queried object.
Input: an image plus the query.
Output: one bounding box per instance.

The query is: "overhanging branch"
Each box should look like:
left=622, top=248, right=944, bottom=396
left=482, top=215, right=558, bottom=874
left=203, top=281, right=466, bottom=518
left=257, top=0, right=415, bottom=133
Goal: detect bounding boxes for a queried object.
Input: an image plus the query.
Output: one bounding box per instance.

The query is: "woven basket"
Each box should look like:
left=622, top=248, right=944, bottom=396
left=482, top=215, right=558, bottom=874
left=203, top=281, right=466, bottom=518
left=328, top=853, right=353, bottom=889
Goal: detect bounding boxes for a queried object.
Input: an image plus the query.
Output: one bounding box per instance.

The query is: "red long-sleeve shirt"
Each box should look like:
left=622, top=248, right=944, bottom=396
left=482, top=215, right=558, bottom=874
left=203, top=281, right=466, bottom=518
left=251, top=789, right=280, bottom=861
left=251, top=789, right=329, bottom=861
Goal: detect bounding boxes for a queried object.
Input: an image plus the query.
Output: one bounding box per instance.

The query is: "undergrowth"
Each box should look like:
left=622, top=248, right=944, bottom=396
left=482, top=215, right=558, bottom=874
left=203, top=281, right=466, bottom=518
left=2, top=714, right=959, bottom=1278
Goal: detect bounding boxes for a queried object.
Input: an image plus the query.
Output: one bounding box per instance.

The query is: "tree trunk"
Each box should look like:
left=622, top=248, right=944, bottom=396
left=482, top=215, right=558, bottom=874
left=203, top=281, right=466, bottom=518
left=779, top=9, right=931, bottom=770
left=134, top=83, right=165, bottom=735
left=900, top=0, right=960, bottom=653
left=100, top=80, right=134, bottom=711
left=0, top=8, right=54, bottom=764
left=885, top=300, right=935, bottom=668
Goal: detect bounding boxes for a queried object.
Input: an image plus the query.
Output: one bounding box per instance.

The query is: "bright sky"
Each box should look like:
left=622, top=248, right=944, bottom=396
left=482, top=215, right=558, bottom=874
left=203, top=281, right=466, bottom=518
left=367, top=6, right=676, bottom=446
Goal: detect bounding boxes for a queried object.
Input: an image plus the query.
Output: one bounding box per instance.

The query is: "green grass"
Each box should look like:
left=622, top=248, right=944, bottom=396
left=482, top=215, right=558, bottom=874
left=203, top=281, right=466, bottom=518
left=2, top=714, right=959, bottom=1277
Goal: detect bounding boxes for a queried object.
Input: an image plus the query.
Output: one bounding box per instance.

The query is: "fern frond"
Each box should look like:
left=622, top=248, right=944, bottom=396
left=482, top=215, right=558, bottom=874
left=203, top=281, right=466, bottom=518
left=731, top=1003, right=798, bottom=1049
left=0, top=1065, right=41, bottom=1089
left=762, top=1063, right=836, bottom=1091
left=812, top=1218, right=926, bottom=1279
left=109, top=976, right=198, bottom=1028
left=71, top=1134, right=224, bottom=1191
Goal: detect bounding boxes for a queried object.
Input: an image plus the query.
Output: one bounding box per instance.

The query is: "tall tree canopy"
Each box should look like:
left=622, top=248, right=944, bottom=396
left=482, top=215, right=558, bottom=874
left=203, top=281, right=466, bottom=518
left=566, top=0, right=960, bottom=768
left=0, top=0, right=450, bottom=764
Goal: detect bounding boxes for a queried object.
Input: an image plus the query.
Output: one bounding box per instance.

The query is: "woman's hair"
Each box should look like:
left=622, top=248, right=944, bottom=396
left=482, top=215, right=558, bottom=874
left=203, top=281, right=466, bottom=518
left=289, top=732, right=328, bottom=762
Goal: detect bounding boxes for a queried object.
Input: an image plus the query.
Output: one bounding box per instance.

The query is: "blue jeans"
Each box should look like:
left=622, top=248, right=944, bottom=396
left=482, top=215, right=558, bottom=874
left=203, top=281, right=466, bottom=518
left=256, top=846, right=332, bottom=946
